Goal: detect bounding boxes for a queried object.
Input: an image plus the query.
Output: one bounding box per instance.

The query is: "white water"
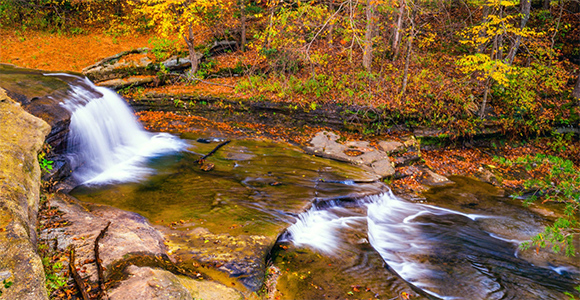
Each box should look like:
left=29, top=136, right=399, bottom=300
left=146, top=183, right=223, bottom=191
left=51, top=74, right=186, bottom=184
left=286, top=206, right=365, bottom=253
left=284, top=191, right=524, bottom=299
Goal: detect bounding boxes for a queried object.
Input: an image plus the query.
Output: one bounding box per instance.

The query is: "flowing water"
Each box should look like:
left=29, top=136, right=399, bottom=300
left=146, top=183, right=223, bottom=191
left=57, top=76, right=579, bottom=299
left=48, top=73, right=186, bottom=184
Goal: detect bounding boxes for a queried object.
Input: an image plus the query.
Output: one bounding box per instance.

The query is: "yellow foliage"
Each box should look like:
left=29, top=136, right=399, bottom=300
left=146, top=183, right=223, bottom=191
left=131, top=0, right=237, bottom=45
left=457, top=53, right=512, bottom=86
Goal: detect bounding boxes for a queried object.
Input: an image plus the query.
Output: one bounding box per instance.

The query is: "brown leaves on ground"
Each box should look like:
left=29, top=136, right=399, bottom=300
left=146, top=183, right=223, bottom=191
left=0, top=29, right=154, bottom=72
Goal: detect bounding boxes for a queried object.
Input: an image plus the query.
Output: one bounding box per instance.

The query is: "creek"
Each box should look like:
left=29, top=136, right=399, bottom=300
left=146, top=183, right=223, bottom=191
left=54, top=75, right=580, bottom=299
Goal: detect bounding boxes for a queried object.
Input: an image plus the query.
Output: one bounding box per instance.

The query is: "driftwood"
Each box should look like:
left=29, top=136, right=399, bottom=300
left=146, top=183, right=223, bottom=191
left=195, top=140, right=231, bottom=163
left=69, top=247, right=90, bottom=300
left=95, top=222, right=111, bottom=299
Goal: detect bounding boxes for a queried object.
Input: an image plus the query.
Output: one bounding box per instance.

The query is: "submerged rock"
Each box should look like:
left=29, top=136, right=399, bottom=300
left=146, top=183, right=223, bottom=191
left=108, top=265, right=242, bottom=300
left=0, top=88, right=50, bottom=300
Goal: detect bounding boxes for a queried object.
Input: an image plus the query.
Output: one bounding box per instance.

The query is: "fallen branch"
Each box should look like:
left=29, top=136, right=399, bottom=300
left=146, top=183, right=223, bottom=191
left=95, top=221, right=111, bottom=299
left=195, top=140, right=231, bottom=163
left=69, top=247, right=90, bottom=300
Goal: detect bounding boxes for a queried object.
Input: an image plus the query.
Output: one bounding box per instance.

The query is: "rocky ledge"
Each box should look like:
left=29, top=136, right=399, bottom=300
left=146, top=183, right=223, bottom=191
left=0, top=88, right=51, bottom=299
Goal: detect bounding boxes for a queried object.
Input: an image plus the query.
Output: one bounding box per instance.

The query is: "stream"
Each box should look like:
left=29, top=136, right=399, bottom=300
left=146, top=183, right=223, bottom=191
left=55, top=74, right=580, bottom=299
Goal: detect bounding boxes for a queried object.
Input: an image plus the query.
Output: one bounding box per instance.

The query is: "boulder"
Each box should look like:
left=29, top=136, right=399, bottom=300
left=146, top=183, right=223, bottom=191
left=0, top=89, right=51, bottom=300
left=378, top=140, right=405, bottom=153
left=306, top=131, right=394, bottom=178
left=162, top=56, right=193, bottom=71
left=419, top=168, right=454, bottom=187
left=40, top=193, right=169, bottom=283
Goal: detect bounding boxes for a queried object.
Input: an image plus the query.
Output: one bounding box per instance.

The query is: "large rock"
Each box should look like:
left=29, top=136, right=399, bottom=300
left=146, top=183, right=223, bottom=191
left=0, top=88, right=51, bottom=299
left=108, top=265, right=242, bottom=300
left=40, top=193, right=170, bottom=283
left=0, top=64, right=71, bottom=154
left=40, top=193, right=246, bottom=299
left=306, top=131, right=394, bottom=178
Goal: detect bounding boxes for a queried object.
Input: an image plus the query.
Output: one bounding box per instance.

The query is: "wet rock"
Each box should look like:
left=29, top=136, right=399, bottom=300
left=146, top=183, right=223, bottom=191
left=40, top=193, right=169, bottom=283
left=0, top=88, right=50, bottom=300
left=97, top=75, right=157, bottom=90
left=306, top=131, right=393, bottom=178
left=163, top=227, right=273, bottom=292
left=0, top=64, right=72, bottom=154
left=378, top=140, right=405, bottom=153
left=108, top=265, right=242, bottom=300
left=162, top=56, right=192, bottom=71
left=371, top=159, right=396, bottom=178
left=82, top=48, right=155, bottom=83
left=419, top=168, right=454, bottom=187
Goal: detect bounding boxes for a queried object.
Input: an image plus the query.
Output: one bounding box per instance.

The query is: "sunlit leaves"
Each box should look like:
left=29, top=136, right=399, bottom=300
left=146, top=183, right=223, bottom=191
left=457, top=53, right=511, bottom=85
left=500, top=154, right=580, bottom=256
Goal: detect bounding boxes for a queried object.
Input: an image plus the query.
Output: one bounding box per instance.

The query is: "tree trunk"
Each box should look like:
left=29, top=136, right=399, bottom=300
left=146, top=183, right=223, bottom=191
left=477, top=5, right=490, bottom=53
left=542, top=0, right=550, bottom=10
left=479, top=77, right=491, bottom=119
left=392, top=0, right=405, bottom=60
left=506, top=0, right=531, bottom=64
left=183, top=25, right=199, bottom=79
left=240, top=0, right=247, bottom=51
left=327, top=0, right=335, bottom=44
left=362, top=0, right=375, bottom=72
left=573, top=73, right=580, bottom=100
left=400, top=33, right=414, bottom=97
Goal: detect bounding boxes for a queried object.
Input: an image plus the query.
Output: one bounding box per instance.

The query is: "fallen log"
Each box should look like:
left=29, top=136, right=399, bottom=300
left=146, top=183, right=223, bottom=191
left=69, top=247, right=90, bottom=300
left=95, top=222, right=111, bottom=299
left=195, top=140, right=231, bottom=163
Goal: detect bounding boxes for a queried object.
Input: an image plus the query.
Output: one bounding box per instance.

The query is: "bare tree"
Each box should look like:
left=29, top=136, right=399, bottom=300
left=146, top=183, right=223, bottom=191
left=506, top=0, right=531, bottom=64
left=240, top=0, right=247, bottom=51
left=362, top=0, right=376, bottom=71
left=400, top=0, right=415, bottom=97
left=573, top=73, right=580, bottom=100
left=392, top=0, right=406, bottom=60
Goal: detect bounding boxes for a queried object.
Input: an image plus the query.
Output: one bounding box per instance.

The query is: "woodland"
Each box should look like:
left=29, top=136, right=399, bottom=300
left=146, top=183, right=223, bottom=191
left=0, top=0, right=579, bottom=298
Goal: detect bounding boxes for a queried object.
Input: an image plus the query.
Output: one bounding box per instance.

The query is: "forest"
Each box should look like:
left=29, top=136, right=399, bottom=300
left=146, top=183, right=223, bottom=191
left=0, top=0, right=579, bottom=299
left=1, top=0, right=578, bottom=139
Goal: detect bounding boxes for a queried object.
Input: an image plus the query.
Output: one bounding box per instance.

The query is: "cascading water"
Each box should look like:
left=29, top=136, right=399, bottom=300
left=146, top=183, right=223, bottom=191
left=285, top=190, right=580, bottom=299
left=49, top=74, right=186, bottom=185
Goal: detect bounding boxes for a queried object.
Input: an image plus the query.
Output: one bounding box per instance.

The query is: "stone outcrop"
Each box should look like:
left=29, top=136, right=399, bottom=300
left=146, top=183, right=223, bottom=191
left=0, top=64, right=71, bottom=154
left=40, top=193, right=244, bottom=300
left=108, top=266, right=242, bottom=300
left=306, top=131, right=395, bottom=178
left=0, top=88, right=51, bottom=299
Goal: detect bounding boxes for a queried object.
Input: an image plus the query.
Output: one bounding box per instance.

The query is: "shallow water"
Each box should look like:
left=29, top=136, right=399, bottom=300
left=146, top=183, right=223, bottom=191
left=60, top=73, right=579, bottom=299
left=278, top=177, right=580, bottom=299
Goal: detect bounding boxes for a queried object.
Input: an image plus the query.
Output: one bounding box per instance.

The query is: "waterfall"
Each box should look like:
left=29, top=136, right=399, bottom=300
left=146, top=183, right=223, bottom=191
left=49, top=74, right=186, bottom=185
